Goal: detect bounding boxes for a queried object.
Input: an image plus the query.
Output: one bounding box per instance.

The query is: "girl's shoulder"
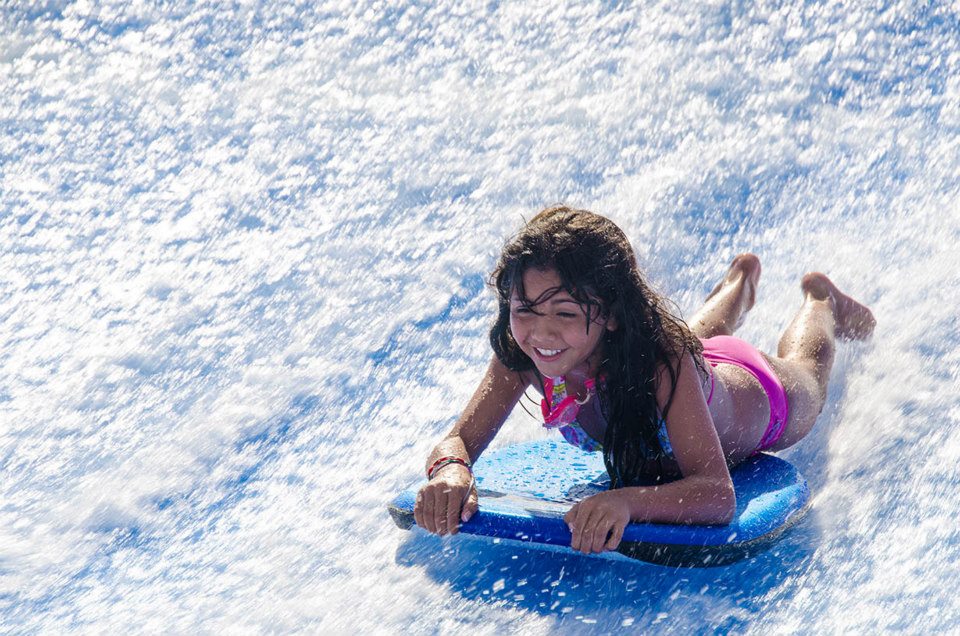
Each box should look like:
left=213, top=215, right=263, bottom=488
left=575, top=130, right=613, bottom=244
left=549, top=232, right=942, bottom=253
left=653, top=350, right=703, bottom=403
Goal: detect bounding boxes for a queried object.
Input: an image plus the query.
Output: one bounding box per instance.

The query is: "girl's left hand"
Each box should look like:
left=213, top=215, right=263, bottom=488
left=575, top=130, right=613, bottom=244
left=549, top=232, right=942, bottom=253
left=564, top=490, right=631, bottom=554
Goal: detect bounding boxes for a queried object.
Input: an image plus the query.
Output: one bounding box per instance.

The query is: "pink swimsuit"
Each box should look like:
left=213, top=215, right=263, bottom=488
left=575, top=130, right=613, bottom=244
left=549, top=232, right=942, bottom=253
left=700, top=335, right=790, bottom=453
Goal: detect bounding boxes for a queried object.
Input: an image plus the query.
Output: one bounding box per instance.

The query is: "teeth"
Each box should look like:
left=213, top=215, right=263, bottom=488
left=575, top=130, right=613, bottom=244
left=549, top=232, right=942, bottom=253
left=536, top=348, right=562, bottom=356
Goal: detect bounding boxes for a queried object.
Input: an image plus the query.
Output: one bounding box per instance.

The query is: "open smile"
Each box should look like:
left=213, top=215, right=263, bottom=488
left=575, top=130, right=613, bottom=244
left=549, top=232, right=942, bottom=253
left=533, top=347, right=566, bottom=361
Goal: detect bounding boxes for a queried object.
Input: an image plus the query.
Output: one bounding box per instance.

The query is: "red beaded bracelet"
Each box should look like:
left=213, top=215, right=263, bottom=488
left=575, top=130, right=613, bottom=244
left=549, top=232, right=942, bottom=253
left=427, top=456, right=472, bottom=480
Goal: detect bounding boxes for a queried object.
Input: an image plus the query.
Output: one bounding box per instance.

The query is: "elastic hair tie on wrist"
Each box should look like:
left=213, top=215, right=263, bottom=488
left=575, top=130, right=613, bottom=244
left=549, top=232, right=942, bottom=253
left=427, top=456, right=472, bottom=480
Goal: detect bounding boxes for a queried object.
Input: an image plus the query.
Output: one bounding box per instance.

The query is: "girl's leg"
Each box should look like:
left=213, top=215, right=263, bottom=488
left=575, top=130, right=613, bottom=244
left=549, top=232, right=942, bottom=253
left=764, top=273, right=876, bottom=450
left=688, top=253, right=761, bottom=339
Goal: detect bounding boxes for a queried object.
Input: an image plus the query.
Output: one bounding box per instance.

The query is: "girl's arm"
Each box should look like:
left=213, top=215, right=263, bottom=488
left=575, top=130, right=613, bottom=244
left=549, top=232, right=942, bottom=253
left=414, top=355, right=529, bottom=536
left=564, top=351, right=735, bottom=553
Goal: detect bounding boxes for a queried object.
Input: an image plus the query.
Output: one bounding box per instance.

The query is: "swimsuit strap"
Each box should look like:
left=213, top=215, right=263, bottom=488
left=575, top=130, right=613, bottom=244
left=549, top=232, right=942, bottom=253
left=544, top=374, right=602, bottom=453
left=549, top=375, right=597, bottom=408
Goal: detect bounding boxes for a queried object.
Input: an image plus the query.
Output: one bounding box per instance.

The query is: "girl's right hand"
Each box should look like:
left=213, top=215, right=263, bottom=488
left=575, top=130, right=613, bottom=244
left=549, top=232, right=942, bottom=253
left=413, top=464, right=478, bottom=536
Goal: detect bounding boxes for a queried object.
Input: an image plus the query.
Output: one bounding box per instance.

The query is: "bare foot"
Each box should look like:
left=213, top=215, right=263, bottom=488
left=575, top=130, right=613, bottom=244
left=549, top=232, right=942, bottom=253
left=704, top=253, right=761, bottom=329
left=801, top=272, right=876, bottom=340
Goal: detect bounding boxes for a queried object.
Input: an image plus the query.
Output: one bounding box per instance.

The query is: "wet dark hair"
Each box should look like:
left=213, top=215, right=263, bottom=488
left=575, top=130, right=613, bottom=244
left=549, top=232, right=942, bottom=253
left=489, top=205, right=706, bottom=487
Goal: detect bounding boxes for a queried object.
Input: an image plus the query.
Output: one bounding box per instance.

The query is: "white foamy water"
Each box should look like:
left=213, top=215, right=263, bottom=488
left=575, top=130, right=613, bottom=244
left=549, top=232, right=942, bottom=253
left=2, top=1, right=958, bottom=633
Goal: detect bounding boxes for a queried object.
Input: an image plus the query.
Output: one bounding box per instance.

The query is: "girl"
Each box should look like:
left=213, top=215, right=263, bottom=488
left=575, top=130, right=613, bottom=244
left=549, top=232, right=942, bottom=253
left=414, top=206, right=875, bottom=555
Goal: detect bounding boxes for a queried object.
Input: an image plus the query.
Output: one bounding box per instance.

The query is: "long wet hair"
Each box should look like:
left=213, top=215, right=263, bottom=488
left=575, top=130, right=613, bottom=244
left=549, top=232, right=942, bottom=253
left=489, top=206, right=706, bottom=487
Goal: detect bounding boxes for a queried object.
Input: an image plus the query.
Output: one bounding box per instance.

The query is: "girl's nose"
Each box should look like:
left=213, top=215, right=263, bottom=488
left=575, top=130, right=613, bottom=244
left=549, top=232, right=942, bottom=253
left=531, top=318, right=558, bottom=341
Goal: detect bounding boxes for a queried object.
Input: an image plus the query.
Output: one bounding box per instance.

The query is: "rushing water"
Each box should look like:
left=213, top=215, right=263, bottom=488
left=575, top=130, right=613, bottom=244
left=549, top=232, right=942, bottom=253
left=2, top=1, right=958, bottom=633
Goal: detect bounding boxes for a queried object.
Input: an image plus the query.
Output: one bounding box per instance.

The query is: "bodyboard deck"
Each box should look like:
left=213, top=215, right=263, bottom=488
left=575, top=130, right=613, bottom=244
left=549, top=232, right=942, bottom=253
left=389, top=439, right=809, bottom=567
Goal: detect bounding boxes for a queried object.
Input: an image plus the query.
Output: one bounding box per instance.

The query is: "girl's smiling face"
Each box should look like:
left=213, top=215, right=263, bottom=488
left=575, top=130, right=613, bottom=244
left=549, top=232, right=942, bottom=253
left=509, top=267, right=617, bottom=379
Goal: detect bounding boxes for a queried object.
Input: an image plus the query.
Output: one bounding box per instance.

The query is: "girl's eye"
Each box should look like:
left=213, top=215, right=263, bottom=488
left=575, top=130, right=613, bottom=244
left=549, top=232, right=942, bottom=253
left=557, top=312, right=577, bottom=318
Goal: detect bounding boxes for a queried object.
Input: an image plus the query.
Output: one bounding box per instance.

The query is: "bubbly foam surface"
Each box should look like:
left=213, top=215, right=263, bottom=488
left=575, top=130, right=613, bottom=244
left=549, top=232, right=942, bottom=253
left=2, top=2, right=958, bottom=632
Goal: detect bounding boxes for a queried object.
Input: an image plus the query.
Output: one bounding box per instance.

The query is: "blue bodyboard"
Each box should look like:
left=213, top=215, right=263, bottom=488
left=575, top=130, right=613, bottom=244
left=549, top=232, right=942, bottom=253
left=389, top=439, right=810, bottom=567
